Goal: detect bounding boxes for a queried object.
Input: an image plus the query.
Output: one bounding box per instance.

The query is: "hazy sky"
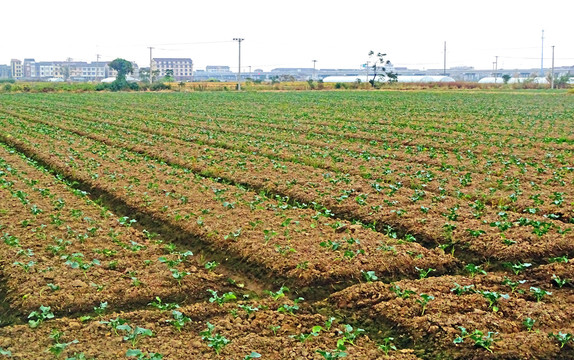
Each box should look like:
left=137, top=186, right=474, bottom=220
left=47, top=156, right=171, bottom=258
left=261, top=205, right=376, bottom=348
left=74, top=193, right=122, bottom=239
left=3, top=0, right=573, bottom=72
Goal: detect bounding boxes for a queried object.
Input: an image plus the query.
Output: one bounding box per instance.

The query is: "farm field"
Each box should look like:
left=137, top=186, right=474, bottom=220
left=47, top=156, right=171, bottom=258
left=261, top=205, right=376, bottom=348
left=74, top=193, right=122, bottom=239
left=0, top=90, right=572, bottom=359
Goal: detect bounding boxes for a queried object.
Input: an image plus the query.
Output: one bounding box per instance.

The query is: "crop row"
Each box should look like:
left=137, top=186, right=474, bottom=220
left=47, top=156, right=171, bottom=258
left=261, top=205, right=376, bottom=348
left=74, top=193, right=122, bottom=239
left=5, top=96, right=573, bottom=172
left=2, top=99, right=572, bottom=222
left=1, top=110, right=572, bottom=265
left=0, top=296, right=419, bottom=359
left=8, top=92, right=573, bottom=149
left=0, top=144, right=231, bottom=315
left=0, top=119, right=454, bottom=291
left=329, top=267, right=573, bottom=359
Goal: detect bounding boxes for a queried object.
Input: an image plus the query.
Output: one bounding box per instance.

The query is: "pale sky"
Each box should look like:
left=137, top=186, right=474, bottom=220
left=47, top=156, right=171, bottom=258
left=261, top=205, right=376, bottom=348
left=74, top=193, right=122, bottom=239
left=3, top=0, right=573, bottom=72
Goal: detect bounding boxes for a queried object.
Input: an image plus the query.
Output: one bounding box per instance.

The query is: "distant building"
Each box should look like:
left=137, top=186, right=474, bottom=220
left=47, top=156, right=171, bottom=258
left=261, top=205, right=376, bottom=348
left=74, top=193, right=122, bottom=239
left=206, top=65, right=231, bottom=73
left=10, top=59, right=22, bottom=79
left=7, top=59, right=138, bottom=81
left=0, top=65, right=10, bottom=79
left=153, top=58, right=193, bottom=81
left=23, top=59, right=37, bottom=78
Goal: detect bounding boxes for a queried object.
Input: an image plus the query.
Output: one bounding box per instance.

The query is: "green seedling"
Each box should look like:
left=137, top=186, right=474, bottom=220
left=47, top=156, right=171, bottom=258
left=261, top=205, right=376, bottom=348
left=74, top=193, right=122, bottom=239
left=523, top=317, right=535, bottom=332
left=416, top=293, right=434, bottom=315
left=126, top=349, right=163, bottom=360
left=148, top=297, right=179, bottom=312
left=265, top=286, right=289, bottom=301
left=278, top=297, right=304, bottom=315
left=450, top=283, right=476, bottom=295
left=548, top=256, right=568, bottom=263
left=505, top=261, right=532, bottom=275
left=167, top=310, right=190, bottom=332
left=416, top=267, right=435, bottom=279
left=46, top=283, right=60, bottom=291
left=530, top=287, right=552, bottom=302
left=548, top=332, right=573, bottom=348
left=13, top=260, right=35, bottom=273
left=454, top=327, right=499, bottom=353
left=290, top=331, right=318, bottom=343
left=207, top=290, right=237, bottom=306
left=93, top=302, right=108, bottom=317
left=552, top=274, right=570, bottom=288
left=117, top=324, right=153, bottom=347
left=481, top=291, right=509, bottom=312
left=3, top=233, right=20, bottom=247
left=243, top=352, right=261, bottom=360
left=169, top=268, right=190, bottom=285
left=378, top=337, right=397, bottom=355
left=117, top=216, right=137, bottom=227
left=361, top=270, right=378, bottom=282
left=49, top=340, right=79, bottom=357
left=200, top=322, right=230, bottom=355
left=238, top=304, right=259, bottom=316
left=269, top=325, right=281, bottom=336
left=390, top=284, right=416, bottom=299
left=28, top=305, right=54, bottom=328
left=324, top=317, right=336, bottom=331
left=100, top=317, right=128, bottom=335
left=62, top=253, right=101, bottom=278
left=204, top=261, right=218, bottom=271
left=502, top=277, right=527, bottom=293
left=158, top=256, right=182, bottom=268
left=0, top=347, right=11, bottom=357
left=337, top=324, right=365, bottom=347
left=316, top=350, right=347, bottom=360
left=465, top=263, right=487, bottom=277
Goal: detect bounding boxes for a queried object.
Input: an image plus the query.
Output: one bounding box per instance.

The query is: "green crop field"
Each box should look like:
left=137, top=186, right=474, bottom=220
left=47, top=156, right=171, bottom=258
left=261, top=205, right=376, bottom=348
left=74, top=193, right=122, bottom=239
left=0, top=90, right=573, bottom=359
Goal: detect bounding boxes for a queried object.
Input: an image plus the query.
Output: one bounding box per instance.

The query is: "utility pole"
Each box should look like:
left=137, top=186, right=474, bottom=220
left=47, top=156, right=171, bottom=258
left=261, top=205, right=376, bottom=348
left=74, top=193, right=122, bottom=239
left=233, top=38, right=244, bottom=90
left=494, top=55, right=498, bottom=83
left=540, top=29, right=544, bottom=77
left=96, top=54, right=101, bottom=81
left=312, top=59, right=317, bottom=80
left=148, top=47, right=154, bottom=83
left=551, top=45, right=555, bottom=89
left=248, top=65, right=252, bottom=79
left=442, top=41, right=446, bottom=76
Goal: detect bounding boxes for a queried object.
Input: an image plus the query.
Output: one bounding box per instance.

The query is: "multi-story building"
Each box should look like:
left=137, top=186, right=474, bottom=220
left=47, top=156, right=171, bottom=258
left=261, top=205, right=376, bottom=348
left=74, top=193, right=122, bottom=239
left=10, top=59, right=22, bottom=79
left=206, top=65, right=231, bottom=73
left=9, top=59, right=139, bottom=81
left=153, top=58, right=193, bottom=81
left=0, top=65, right=11, bottom=79
left=23, top=59, right=37, bottom=78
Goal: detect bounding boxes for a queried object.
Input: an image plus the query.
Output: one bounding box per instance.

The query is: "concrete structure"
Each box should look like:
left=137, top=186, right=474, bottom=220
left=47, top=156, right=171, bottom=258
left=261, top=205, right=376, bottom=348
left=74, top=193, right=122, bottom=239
left=10, top=59, right=22, bottom=79
left=4, top=59, right=138, bottom=81
left=0, top=65, right=11, bottom=79
left=153, top=58, right=193, bottom=81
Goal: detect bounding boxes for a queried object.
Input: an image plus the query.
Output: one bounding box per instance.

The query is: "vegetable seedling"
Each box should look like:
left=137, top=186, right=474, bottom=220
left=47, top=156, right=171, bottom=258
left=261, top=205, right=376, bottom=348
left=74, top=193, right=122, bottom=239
left=378, top=337, right=397, bottom=355
left=523, top=317, right=535, bottom=331
left=454, top=327, right=499, bottom=353
left=167, top=310, right=190, bottom=332
left=100, top=317, right=128, bottom=335
left=28, top=305, right=54, bottom=328
left=126, top=349, right=163, bottom=360
left=207, top=290, right=236, bottom=306
left=481, top=291, right=509, bottom=312
left=200, top=322, right=230, bottom=355
left=264, top=286, right=289, bottom=301
left=416, top=293, right=434, bottom=315
left=361, top=270, right=378, bottom=282
left=548, top=332, right=573, bottom=348
left=530, top=287, right=552, bottom=302
left=117, top=324, right=153, bottom=347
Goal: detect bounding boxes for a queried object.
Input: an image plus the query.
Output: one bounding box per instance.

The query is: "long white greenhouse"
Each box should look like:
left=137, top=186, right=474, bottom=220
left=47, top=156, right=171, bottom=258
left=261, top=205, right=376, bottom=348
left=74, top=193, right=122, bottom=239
left=322, top=75, right=455, bottom=83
